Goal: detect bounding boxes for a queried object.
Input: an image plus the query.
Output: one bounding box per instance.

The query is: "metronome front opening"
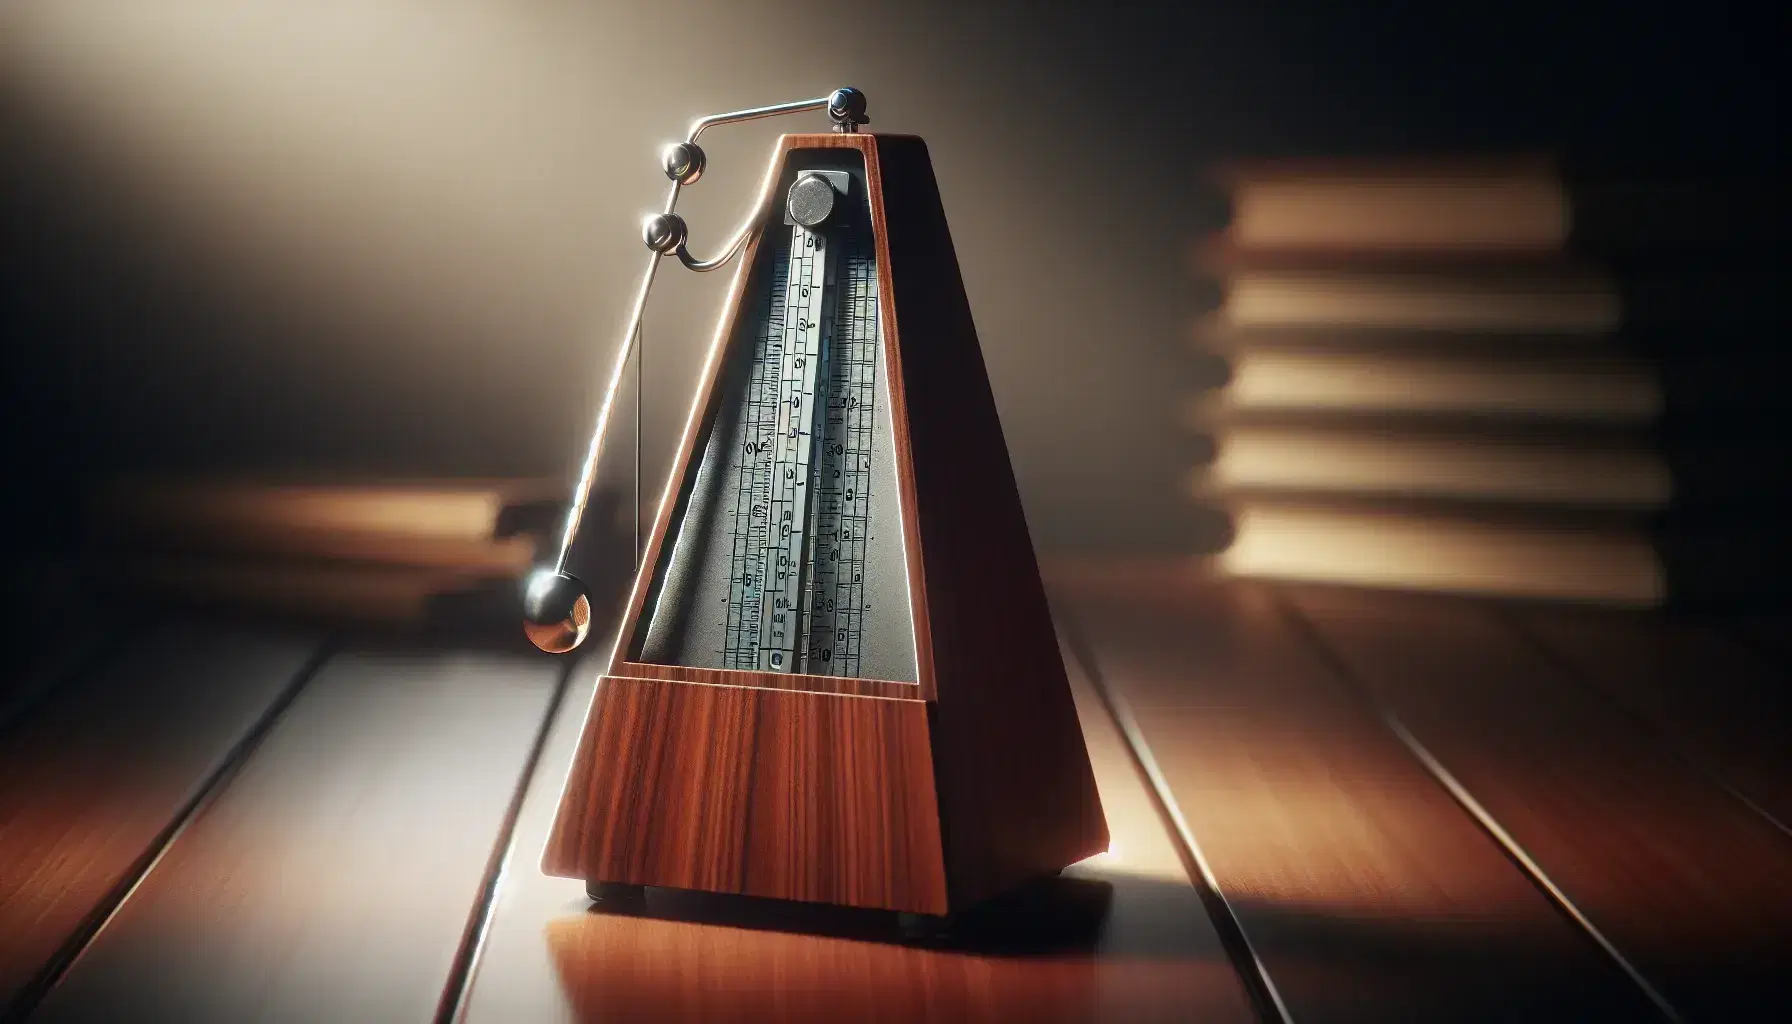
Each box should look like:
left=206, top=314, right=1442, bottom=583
left=629, top=148, right=920, bottom=687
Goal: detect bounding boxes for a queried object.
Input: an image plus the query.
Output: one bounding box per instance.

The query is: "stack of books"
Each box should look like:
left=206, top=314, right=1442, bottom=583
left=1189, top=156, right=1787, bottom=606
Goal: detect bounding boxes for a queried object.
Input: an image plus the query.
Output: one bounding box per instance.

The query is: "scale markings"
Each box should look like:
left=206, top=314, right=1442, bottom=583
left=718, top=207, right=880, bottom=677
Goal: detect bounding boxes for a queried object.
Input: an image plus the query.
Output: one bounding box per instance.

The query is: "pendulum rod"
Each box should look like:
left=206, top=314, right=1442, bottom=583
left=553, top=243, right=663, bottom=575
left=548, top=90, right=865, bottom=578
left=528, top=87, right=868, bottom=655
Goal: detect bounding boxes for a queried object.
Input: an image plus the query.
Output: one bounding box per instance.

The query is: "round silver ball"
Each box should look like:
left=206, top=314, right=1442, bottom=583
left=661, top=141, right=706, bottom=185
left=522, top=567, right=592, bottom=654
left=642, top=212, right=687, bottom=255
left=827, top=87, right=868, bottom=127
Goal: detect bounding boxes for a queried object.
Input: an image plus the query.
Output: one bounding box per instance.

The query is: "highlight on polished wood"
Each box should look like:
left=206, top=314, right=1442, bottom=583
left=543, top=131, right=1107, bottom=918
left=559, top=677, right=948, bottom=912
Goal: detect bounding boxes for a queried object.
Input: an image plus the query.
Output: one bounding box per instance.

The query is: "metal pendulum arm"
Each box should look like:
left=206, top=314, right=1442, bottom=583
left=522, top=88, right=869, bottom=655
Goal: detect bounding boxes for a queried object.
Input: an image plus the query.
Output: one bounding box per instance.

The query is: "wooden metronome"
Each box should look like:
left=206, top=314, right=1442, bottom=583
left=522, top=89, right=1107, bottom=922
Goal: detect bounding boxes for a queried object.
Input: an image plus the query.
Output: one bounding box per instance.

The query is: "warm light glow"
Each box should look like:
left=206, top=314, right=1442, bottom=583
left=1215, top=269, right=1622, bottom=334
left=1219, top=505, right=1665, bottom=605
left=1202, top=350, right=1662, bottom=424
left=1218, top=160, right=1571, bottom=252
left=0, top=0, right=617, bottom=356
left=1199, top=425, right=1672, bottom=510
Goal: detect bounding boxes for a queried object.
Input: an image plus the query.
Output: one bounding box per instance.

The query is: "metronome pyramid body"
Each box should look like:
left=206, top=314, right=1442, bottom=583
left=543, top=132, right=1107, bottom=917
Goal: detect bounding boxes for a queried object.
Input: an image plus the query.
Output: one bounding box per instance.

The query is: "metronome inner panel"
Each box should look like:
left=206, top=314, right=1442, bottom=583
left=635, top=150, right=918, bottom=684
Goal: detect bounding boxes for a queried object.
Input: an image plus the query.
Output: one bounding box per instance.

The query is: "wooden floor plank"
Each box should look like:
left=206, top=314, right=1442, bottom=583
left=0, top=619, right=322, bottom=1018
left=455, top=643, right=1260, bottom=1023
left=1509, top=604, right=1792, bottom=832
left=1286, top=584, right=1792, bottom=1021
left=32, top=647, right=561, bottom=1024
left=1051, top=569, right=1660, bottom=1023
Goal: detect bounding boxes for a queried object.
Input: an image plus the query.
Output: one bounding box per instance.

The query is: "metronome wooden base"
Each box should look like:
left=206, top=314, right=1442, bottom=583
left=548, top=674, right=952, bottom=915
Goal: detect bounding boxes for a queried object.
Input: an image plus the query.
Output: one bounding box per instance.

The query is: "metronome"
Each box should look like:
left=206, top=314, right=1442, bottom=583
left=522, top=88, right=1106, bottom=925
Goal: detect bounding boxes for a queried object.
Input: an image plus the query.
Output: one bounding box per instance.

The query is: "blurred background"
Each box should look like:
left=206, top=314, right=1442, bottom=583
left=1, top=0, right=1785, bottom=617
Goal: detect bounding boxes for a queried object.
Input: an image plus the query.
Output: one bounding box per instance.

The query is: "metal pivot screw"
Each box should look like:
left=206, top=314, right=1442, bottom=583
left=828, top=87, right=869, bottom=133
left=661, top=141, right=706, bottom=185
left=642, top=212, right=687, bottom=254
left=787, top=173, right=839, bottom=228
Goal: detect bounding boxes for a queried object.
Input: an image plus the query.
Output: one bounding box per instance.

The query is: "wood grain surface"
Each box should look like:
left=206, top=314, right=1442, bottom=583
left=0, top=619, right=321, bottom=1018
left=462, top=639, right=1257, bottom=1023
left=1051, top=569, right=1661, bottom=1022
left=544, top=675, right=949, bottom=914
left=1287, top=584, right=1792, bottom=1020
left=616, top=661, right=922, bottom=699
left=31, top=648, right=561, bottom=1024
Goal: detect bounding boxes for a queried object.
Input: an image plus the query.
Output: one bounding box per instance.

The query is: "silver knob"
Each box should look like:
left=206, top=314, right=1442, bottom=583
left=642, top=212, right=688, bottom=254
left=661, top=142, right=706, bottom=185
left=786, top=174, right=838, bottom=228
left=827, top=87, right=868, bottom=133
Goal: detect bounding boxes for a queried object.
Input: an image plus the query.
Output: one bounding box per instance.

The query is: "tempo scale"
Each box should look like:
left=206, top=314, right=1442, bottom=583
left=523, top=89, right=1106, bottom=924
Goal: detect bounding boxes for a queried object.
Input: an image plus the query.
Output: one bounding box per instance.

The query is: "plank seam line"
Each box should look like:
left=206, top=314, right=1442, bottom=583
left=1270, top=591, right=1686, bottom=1024
left=2, top=634, right=337, bottom=1023
left=436, top=654, right=580, bottom=1024
left=1493, top=606, right=1792, bottom=843
left=1053, top=605, right=1295, bottom=1024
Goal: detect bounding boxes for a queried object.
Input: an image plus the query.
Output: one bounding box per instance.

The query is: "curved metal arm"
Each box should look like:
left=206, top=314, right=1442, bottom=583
left=548, top=89, right=864, bottom=580
left=671, top=95, right=832, bottom=271
left=675, top=227, right=753, bottom=273
left=686, top=95, right=832, bottom=145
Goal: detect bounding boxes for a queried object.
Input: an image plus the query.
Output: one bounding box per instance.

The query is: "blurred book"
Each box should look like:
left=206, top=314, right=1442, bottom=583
left=92, top=475, right=562, bottom=569
left=1200, top=156, right=1787, bottom=264
left=84, top=475, right=615, bottom=632
left=1190, top=350, right=1659, bottom=424
left=1218, top=502, right=1665, bottom=606
left=1191, top=424, right=1670, bottom=512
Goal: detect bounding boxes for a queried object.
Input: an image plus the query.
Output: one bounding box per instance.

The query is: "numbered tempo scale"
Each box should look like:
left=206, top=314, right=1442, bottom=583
left=523, top=89, right=1107, bottom=927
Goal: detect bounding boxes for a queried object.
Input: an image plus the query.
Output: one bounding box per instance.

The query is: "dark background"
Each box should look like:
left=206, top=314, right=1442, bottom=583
left=2, top=0, right=1783, bottom=559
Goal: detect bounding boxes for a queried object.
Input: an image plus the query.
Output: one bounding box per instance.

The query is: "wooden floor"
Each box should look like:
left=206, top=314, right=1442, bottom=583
left=1, top=568, right=1787, bottom=1022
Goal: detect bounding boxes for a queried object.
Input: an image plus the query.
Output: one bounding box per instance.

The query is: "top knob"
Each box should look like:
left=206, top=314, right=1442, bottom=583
left=827, top=87, right=869, bottom=133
